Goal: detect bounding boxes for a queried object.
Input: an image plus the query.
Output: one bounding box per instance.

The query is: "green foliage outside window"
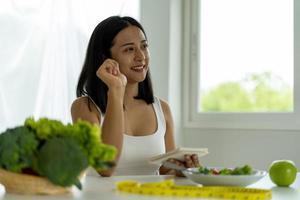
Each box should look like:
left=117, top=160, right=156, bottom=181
left=201, top=72, right=293, bottom=112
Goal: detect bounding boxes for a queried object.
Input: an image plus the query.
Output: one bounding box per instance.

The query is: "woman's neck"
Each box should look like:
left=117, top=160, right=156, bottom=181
left=123, top=83, right=138, bottom=106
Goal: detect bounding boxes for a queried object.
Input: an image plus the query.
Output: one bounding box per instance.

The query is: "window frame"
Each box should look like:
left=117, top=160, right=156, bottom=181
left=183, top=0, right=300, bottom=130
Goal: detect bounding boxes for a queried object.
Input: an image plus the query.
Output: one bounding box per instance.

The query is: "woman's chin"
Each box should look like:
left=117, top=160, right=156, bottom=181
left=127, top=74, right=147, bottom=83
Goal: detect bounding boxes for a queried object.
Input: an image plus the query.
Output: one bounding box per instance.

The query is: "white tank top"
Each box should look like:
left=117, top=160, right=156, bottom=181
left=87, top=96, right=166, bottom=176
left=114, top=96, right=166, bottom=175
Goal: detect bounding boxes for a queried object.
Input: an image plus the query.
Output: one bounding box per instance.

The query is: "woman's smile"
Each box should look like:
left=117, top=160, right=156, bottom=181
left=131, top=65, right=146, bottom=72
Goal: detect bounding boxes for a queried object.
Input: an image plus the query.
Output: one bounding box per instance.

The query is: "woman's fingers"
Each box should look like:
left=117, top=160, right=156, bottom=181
left=96, top=59, right=127, bottom=88
left=112, top=68, right=118, bottom=75
left=184, top=154, right=201, bottom=168
left=167, top=158, right=185, bottom=166
left=97, top=59, right=119, bottom=76
left=165, top=158, right=185, bottom=177
left=184, top=155, right=194, bottom=168
left=165, top=169, right=177, bottom=175
left=104, top=59, right=120, bottom=75
left=191, top=154, right=201, bottom=167
left=162, top=155, right=201, bottom=177
left=166, top=155, right=201, bottom=169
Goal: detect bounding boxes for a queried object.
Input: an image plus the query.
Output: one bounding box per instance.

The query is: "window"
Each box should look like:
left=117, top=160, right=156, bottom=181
left=183, top=0, right=300, bottom=130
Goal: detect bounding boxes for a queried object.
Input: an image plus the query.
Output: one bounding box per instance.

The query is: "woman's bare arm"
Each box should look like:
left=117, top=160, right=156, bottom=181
left=71, top=60, right=127, bottom=177
left=71, top=93, right=124, bottom=177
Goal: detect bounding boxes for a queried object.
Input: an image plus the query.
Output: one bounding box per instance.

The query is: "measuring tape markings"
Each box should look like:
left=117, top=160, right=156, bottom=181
left=116, top=179, right=272, bottom=200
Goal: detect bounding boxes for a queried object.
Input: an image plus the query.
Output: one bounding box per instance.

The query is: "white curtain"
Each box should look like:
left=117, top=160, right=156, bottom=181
left=0, top=0, right=140, bottom=132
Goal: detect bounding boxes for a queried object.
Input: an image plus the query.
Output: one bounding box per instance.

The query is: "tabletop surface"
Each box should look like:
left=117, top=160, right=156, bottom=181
left=0, top=173, right=299, bottom=200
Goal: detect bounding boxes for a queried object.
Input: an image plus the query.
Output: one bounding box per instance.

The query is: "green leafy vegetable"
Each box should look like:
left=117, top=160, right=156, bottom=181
left=34, top=137, right=88, bottom=189
left=25, top=118, right=65, bottom=140
left=25, top=117, right=117, bottom=170
left=0, top=126, right=38, bottom=172
left=0, top=117, right=117, bottom=189
left=198, top=165, right=253, bottom=175
left=232, top=164, right=252, bottom=175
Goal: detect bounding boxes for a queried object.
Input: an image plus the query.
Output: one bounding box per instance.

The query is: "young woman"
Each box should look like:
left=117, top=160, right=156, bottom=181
left=71, top=16, right=200, bottom=176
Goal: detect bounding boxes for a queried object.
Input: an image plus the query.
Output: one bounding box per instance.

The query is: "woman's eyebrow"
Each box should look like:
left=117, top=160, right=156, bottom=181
left=120, top=42, right=134, bottom=47
left=120, top=40, right=148, bottom=47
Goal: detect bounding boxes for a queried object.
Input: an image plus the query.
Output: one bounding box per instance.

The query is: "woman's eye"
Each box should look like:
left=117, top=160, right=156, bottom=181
left=125, top=47, right=134, bottom=52
left=142, top=44, right=148, bottom=49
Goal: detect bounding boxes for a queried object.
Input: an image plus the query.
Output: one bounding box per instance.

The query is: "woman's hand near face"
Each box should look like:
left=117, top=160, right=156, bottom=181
left=97, top=59, right=127, bottom=90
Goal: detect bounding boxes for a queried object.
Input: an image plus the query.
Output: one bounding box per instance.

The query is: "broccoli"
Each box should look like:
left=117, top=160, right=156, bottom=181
left=25, top=117, right=117, bottom=170
left=0, top=117, right=117, bottom=189
left=34, top=137, right=88, bottom=189
left=0, top=126, right=38, bottom=172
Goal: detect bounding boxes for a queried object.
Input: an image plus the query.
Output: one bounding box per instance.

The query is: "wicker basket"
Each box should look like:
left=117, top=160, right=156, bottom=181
left=0, top=168, right=72, bottom=195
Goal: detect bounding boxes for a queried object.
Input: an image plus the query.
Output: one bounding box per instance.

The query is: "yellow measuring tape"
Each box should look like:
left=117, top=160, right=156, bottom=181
left=116, top=179, right=272, bottom=200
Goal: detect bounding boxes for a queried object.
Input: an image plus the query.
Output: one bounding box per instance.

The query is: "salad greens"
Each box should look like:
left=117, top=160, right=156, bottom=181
left=0, top=117, right=117, bottom=189
left=24, top=117, right=116, bottom=169
left=198, top=165, right=253, bottom=175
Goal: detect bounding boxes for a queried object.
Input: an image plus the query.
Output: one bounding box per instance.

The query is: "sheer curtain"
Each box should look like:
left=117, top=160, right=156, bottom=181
left=0, top=0, right=139, bottom=132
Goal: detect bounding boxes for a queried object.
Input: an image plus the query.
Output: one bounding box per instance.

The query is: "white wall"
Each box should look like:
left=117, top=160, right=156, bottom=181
left=184, top=129, right=300, bottom=170
left=140, top=0, right=300, bottom=170
left=140, top=0, right=183, bottom=144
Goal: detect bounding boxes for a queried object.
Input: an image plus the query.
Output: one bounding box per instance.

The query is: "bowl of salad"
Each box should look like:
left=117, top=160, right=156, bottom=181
left=182, top=165, right=267, bottom=186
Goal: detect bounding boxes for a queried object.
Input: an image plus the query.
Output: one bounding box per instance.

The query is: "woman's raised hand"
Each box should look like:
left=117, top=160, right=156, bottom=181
left=96, top=59, right=127, bottom=90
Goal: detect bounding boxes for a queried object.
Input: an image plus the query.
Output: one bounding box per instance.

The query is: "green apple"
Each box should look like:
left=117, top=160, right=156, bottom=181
left=269, top=160, right=297, bottom=187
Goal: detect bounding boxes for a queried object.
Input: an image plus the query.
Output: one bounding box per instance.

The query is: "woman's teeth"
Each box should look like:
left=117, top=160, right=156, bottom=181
left=132, top=66, right=143, bottom=70
left=131, top=66, right=144, bottom=71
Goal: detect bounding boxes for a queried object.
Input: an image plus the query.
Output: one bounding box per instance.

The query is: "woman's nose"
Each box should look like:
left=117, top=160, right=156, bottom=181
left=135, top=48, right=146, bottom=61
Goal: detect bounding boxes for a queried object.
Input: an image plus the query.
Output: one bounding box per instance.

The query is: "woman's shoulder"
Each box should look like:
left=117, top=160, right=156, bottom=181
left=71, top=96, right=101, bottom=123
left=156, top=97, right=172, bottom=118
left=71, top=96, right=90, bottom=111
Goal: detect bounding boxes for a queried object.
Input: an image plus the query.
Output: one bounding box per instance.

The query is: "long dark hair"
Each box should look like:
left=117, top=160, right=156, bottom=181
left=76, top=16, right=154, bottom=114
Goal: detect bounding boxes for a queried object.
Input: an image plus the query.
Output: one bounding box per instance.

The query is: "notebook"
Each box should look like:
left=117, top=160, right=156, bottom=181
left=148, top=147, right=209, bottom=165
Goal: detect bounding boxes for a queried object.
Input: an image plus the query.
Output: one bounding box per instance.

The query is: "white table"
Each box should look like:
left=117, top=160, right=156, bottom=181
left=0, top=173, right=299, bottom=200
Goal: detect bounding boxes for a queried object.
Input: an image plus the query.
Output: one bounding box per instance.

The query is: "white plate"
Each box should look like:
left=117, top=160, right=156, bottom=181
left=182, top=167, right=267, bottom=186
